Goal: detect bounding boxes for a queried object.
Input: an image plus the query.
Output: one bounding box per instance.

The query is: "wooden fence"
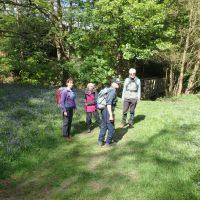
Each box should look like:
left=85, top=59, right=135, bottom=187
left=141, top=77, right=166, bottom=99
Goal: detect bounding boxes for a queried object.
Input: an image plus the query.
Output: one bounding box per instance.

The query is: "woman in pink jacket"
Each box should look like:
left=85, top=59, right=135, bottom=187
left=85, top=83, right=101, bottom=133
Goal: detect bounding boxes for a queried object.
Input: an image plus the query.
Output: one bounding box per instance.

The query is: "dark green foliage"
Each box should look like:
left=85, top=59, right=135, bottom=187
left=0, top=0, right=199, bottom=92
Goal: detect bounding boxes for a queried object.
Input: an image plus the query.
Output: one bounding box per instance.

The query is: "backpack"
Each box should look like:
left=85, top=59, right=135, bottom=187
left=125, top=77, right=139, bottom=92
left=97, top=87, right=112, bottom=110
left=56, top=87, right=67, bottom=107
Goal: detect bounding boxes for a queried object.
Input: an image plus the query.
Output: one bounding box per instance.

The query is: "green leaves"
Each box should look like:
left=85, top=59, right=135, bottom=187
left=1, top=0, right=197, bottom=93
left=155, top=41, right=174, bottom=51
left=122, top=43, right=153, bottom=60
left=79, top=55, right=115, bottom=85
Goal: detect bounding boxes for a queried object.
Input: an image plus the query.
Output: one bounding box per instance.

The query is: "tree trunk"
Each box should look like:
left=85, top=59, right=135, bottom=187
left=185, top=53, right=200, bottom=94
left=176, top=5, right=194, bottom=95
left=116, top=51, right=124, bottom=75
left=55, top=39, right=61, bottom=61
left=16, top=0, right=25, bottom=72
left=165, top=68, right=169, bottom=96
left=169, top=64, right=174, bottom=95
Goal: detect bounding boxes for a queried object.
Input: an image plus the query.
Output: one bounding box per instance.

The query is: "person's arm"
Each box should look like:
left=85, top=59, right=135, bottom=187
left=137, top=79, right=141, bottom=101
left=60, top=90, right=67, bottom=116
left=106, top=90, right=115, bottom=121
left=107, top=105, right=113, bottom=121
left=122, top=78, right=128, bottom=100
left=74, top=91, right=77, bottom=111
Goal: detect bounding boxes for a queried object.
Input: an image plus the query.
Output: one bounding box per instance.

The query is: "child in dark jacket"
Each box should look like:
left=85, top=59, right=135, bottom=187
left=85, top=83, right=101, bottom=133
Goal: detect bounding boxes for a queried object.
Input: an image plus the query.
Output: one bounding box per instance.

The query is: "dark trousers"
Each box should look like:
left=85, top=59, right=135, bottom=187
left=63, top=108, right=73, bottom=137
left=122, top=98, right=137, bottom=125
left=86, top=111, right=101, bottom=130
left=98, top=109, right=115, bottom=144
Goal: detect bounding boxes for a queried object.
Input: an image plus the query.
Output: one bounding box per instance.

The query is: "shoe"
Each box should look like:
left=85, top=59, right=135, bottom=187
left=64, top=137, right=70, bottom=141
left=105, top=143, right=112, bottom=148
left=98, top=141, right=103, bottom=146
left=129, top=124, right=133, bottom=128
left=87, top=129, right=91, bottom=133
left=65, top=135, right=72, bottom=141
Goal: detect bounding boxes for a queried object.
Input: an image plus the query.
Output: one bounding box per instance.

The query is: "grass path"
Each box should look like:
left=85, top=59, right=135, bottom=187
left=0, top=84, right=200, bottom=200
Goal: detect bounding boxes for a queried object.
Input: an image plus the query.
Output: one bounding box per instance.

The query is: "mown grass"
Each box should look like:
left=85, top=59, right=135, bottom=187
left=0, top=84, right=199, bottom=200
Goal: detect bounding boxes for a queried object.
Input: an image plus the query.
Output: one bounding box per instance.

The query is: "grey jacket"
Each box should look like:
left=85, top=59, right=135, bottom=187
left=122, top=77, right=141, bottom=100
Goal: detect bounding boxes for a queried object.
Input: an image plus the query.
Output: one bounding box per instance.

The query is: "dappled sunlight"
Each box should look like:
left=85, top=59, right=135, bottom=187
left=0, top=85, right=199, bottom=199
left=87, top=154, right=106, bottom=170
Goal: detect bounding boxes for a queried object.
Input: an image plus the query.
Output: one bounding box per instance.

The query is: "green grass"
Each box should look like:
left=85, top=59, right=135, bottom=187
left=0, top=84, right=200, bottom=200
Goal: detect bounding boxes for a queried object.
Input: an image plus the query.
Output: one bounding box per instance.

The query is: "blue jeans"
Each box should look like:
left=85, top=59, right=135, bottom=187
left=98, top=109, right=115, bottom=144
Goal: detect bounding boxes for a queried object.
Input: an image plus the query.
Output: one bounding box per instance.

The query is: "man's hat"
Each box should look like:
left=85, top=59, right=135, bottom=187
left=111, top=77, right=121, bottom=84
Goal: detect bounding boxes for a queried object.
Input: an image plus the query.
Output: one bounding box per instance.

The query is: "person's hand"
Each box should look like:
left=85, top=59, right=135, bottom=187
left=109, top=115, right=114, bottom=121
left=64, top=112, right=67, bottom=116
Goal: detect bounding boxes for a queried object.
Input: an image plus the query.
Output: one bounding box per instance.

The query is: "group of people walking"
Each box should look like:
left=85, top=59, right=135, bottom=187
left=59, top=68, right=141, bottom=146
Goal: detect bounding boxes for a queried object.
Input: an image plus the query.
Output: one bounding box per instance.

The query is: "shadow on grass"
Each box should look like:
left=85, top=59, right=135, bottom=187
left=1, top=85, right=199, bottom=200
left=71, top=118, right=101, bottom=135
left=71, top=120, right=87, bottom=135
left=113, top=127, right=129, bottom=143
left=112, top=114, right=145, bottom=143
left=134, top=114, right=146, bottom=124
left=109, top=128, right=171, bottom=162
left=3, top=122, right=200, bottom=200
left=0, top=84, right=64, bottom=179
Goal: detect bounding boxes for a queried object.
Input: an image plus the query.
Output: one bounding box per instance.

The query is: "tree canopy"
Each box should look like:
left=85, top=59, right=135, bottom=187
left=0, top=0, right=199, bottom=95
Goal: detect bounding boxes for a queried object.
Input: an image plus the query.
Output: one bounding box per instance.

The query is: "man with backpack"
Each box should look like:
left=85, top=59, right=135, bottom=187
left=121, top=68, right=141, bottom=128
left=97, top=78, right=121, bottom=146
